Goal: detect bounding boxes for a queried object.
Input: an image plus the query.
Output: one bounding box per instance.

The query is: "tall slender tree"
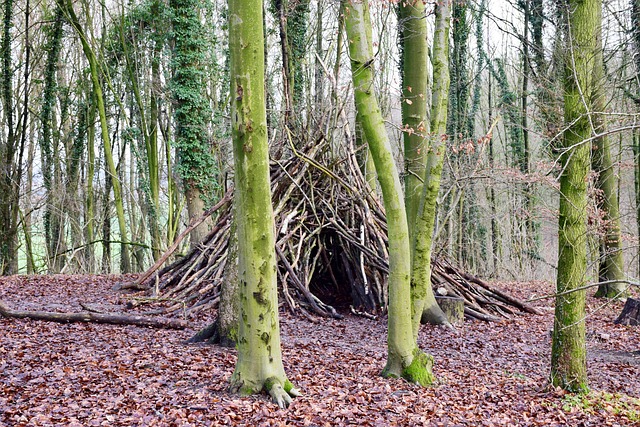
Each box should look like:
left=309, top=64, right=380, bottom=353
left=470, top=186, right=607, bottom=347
left=342, top=0, right=435, bottom=385
left=58, top=0, right=132, bottom=272
left=228, top=0, right=299, bottom=408
left=412, top=0, right=453, bottom=328
left=39, top=6, right=65, bottom=270
left=592, top=2, right=626, bottom=299
left=0, top=0, right=19, bottom=275
left=520, top=0, right=538, bottom=257
left=550, top=0, right=597, bottom=393
left=632, top=0, right=640, bottom=276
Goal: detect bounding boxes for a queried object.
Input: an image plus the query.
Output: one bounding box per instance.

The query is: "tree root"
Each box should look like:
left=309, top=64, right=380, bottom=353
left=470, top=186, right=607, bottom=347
left=230, top=376, right=300, bottom=409
left=267, top=381, right=300, bottom=409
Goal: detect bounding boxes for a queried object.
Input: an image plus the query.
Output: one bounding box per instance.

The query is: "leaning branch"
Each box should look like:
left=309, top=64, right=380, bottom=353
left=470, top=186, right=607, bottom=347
left=127, top=189, right=233, bottom=289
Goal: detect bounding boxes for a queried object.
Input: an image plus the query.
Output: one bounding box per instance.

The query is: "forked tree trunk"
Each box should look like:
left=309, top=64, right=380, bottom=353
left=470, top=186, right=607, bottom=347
left=228, top=0, right=298, bottom=408
left=398, top=0, right=431, bottom=242
left=411, top=0, right=452, bottom=331
left=550, top=0, right=596, bottom=393
left=342, top=0, right=434, bottom=386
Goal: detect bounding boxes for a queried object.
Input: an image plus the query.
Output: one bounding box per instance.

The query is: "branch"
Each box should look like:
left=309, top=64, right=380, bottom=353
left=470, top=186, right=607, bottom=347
left=56, top=239, right=151, bottom=256
left=0, top=300, right=189, bottom=329
left=528, top=280, right=640, bottom=302
left=128, top=189, right=233, bottom=289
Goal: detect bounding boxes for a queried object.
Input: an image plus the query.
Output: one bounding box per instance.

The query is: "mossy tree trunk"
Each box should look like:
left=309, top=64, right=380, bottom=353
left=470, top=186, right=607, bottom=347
left=228, top=0, right=298, bottom=408
left=398, top=1, right=430, bottom=245
left=592, top=7, right=626, bottom=299
left=215, top=212, right=239, bottom=347
left=399, top=0, right=452, bottom=330
left=342, top=0, right=434, bottom=386
left=550, top=0, right=597, bottom=393
left=188, top=213, right=239, bottom=347
left=84, top=89, right=96, bottom=272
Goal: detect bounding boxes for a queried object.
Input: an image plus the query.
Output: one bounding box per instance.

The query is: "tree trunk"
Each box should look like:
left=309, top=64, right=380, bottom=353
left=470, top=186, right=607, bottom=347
left=521, top=0, right=538, bottom=257
left=487, top=62, right=501, bottom=274
left=58, top=0, right=131, bottom=273
left=273, top=0, right=294, bottom=125
left=85, top=89, right=97, bottom=272
left=288, top=0, right=310, bottom=111
left=148, top=0, right=163, bottom=262
left=188, top=212, right=239, bottom=347
left=550, top=0, right=597, bottom=393
left=614, top=298, right=640, bottom=326
left=186, top=185, right=210, bottom=249
left=412, top=0, right=453, bottom=331
left=214, top=211, right=239, bottom=347
left=342, top=0, right=434, bottom=386
left=0, top=0, right=19, bottom=275
left=170, top=0, right=217, bottom=249
left=632, top=0, right=640, bottom=277
left=592, top=7, right=626, bottom=299
left=228, top=0, right=298, bottom=408
left=636, top=129, right=640, bottom=277
left=314, top=0, right=324, bottom=109
left=398, top=0, right=431, bottom=245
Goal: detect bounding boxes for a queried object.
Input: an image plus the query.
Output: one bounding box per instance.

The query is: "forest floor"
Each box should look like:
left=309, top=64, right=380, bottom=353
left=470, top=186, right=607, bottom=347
left=0, top=275, right=639, bottom=426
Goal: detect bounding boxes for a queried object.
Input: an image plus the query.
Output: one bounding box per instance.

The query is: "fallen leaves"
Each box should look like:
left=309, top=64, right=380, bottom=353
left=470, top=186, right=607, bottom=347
left=0, top=275, right=638, bottom=426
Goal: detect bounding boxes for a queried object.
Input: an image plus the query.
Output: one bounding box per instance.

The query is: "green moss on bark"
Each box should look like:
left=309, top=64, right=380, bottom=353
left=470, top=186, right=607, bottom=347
left=402, top=349, right=436, bottom=387
left=381, top=348, right=436, bottom=387
left=283, top=379, right=295, bottom=394
left=550, top=0, right=596, bottom=393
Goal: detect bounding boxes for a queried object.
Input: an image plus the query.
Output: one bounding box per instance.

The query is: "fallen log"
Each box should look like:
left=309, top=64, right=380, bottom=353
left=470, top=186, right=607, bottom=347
left=0, top=300, right=189, bottom=330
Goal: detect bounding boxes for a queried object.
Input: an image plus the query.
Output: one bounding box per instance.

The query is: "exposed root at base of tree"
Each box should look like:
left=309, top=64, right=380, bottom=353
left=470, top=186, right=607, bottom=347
left=126, top=136, right=540, bottom=322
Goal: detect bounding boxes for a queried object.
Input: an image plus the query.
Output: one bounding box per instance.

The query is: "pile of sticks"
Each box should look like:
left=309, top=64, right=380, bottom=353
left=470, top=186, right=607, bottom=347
left=124, top=136, right=539, bottom=321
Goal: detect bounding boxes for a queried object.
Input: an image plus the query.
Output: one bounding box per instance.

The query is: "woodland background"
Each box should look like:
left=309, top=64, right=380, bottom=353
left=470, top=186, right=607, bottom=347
left=0, top=0, right=638, bottom=281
